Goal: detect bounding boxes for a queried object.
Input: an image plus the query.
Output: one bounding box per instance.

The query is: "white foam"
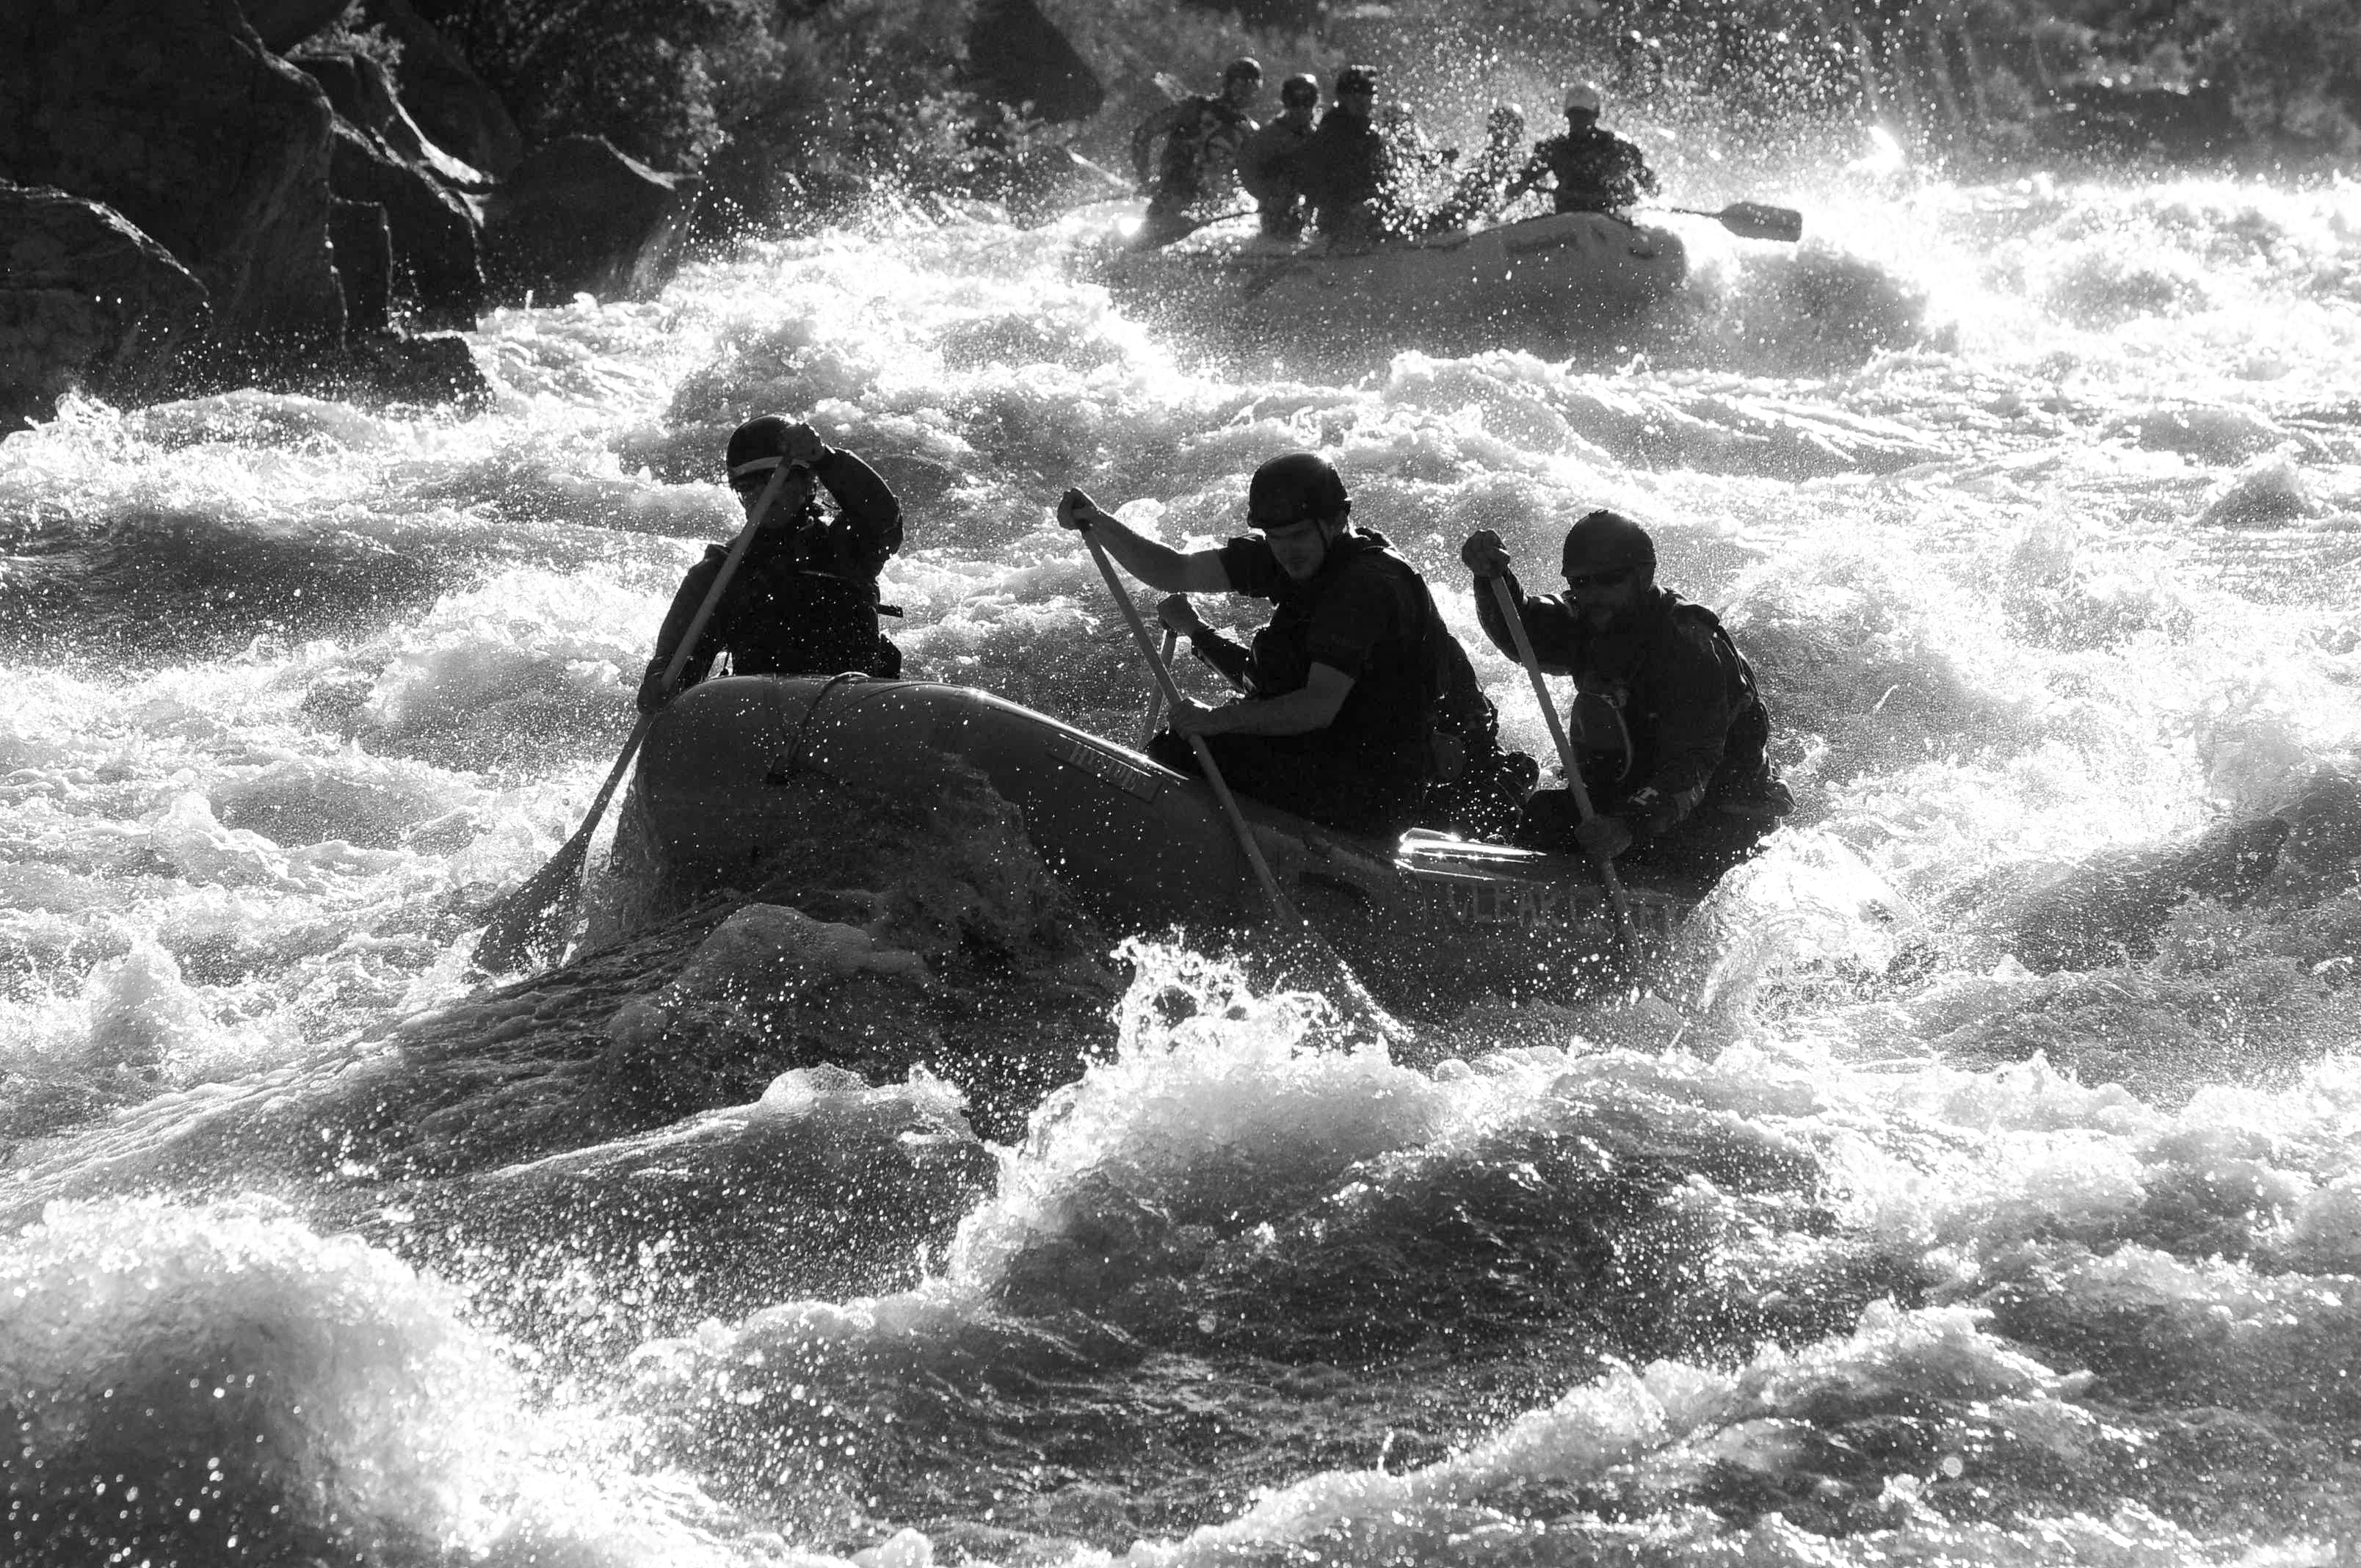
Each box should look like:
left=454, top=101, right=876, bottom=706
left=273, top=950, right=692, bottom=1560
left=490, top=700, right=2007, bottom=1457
left=0, top=1196, right=732, bottom=1565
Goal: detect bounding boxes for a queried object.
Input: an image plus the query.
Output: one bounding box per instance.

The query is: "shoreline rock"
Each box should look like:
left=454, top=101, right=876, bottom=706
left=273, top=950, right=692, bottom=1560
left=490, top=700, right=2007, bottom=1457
left=481, top=136, right=696, bottom=305
left=324, top=116, right=486, bottom=330
left=0, top=0, right=345, bottom=360
left=354, top=0, right=526, bottom=178
left=0, top=186, right=212, bottom=432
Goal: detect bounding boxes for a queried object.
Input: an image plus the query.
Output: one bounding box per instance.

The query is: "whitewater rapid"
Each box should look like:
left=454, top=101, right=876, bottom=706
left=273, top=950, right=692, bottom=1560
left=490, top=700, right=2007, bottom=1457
left=4, top=170, right=2360, bottom=1564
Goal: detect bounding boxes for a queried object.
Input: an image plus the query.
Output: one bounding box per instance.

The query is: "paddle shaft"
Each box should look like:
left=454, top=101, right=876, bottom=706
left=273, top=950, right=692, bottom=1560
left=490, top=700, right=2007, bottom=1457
left=1484, top=573, right=1639, bottom=940
left=582, top=462, right=802, bottom=821
left=1135, top=206, right=1252, bottom=250
left=1141, top=627, right=1179, bottom=745
left=1663, top=201, right=1803, bottom=242
left=476, top=463, right=799, bottom=969
left=1180, top=205, right=1250, bottom=235
left=658, top=465, right=800, bottom=692
left=1081, top=529, right=1296, bottom=921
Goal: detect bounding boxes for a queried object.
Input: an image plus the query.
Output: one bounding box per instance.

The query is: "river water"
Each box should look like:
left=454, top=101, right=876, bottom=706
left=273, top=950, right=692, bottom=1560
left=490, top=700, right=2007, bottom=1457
left=4, top=165, right=2361, bottom=1565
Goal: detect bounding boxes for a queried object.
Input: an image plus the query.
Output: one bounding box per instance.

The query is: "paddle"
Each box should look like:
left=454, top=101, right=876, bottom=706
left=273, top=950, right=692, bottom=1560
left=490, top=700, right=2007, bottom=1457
left=474, top=463, right=798, bottom=973
left=1130, top=205, right=1251, bottom=250
left=1662, top=200, right=1804, bottom=243
left=1078, top=523, right=1397, bottom=1038
left=1140, top=627, right=1179, bottom=746
left=1484, top=573, right=1642, bottom=954
left=1062, top=147, right=1134, bottom=197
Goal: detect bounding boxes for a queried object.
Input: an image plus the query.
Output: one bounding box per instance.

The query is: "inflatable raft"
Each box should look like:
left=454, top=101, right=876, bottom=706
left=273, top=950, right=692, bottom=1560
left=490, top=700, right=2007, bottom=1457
left=1102, top=211, right=1688, bottom=360
left=623, top=675, right=1692, bottom=1008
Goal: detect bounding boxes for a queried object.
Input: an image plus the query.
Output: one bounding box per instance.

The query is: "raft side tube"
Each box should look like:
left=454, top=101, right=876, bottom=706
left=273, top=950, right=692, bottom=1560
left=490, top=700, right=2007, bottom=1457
left=1114, top=211, right=1688, bottom=357
left=633, top=678, right=1695, bottom=998
left=636, top=675, right=1263, bottom=930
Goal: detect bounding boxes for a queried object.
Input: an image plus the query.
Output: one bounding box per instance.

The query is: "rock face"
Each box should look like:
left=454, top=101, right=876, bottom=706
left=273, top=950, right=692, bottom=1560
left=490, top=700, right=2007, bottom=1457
left=966, top=0, right=1105, bottom=123
left=327, top=120, right=485, bottom=328
left=0, top=0, right=344, bottom=358
left=355, top=0, right=526, bottom=177
left=0, top=186, right=211, bottom=429
left=297, top=48, right=492, bottom=188
left=328, top=197, right=393, bottom=335
left=480, top=137, right=695, bottom=305
left=344, top=331, right=490, bottom=406
left=293, top=51, right=487, bottom=331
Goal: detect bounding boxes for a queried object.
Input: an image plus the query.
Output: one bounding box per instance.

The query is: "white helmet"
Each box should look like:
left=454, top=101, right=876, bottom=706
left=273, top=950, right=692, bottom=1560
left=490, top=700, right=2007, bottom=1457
left=1563, top=82, right=1603, bottom=115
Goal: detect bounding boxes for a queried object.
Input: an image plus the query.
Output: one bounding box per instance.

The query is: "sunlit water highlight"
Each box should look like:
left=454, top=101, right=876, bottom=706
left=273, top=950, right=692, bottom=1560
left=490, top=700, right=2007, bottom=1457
left=4, top=167, right=2360, bottom=1564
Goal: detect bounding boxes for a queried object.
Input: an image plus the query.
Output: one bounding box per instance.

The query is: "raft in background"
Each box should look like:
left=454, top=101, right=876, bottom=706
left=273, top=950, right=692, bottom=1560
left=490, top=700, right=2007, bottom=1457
left=617, top=675, right=1691, bottom=1012
left=1098, top=211, right=1689, bottom=361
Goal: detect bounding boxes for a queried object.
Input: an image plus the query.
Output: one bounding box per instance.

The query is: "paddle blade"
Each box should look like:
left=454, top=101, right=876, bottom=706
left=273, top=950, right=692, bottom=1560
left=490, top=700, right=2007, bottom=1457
left=1716, top=200, right=1802, bottom=242
left=475, top=834, right=590, bottom=974
left=1261, top=919, right=1409, bottom=1050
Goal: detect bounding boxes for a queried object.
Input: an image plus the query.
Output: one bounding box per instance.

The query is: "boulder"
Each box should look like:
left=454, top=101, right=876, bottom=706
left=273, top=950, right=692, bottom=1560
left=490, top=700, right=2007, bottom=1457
left=481, top=136, right=695, bottom=305
left=236, top=0, right=349, bottom=52
left=355, top=0, right=525, bottom=177
left=328, top=197, right=392, bottom=335
left=344, top=330, right=490, bottom=407
left=295, top=47, right=492, bottom=190
left=0, top=186, right=211, bottom=429
left=966, top=0, right=1104, bottom=123
left=0, top=0, right=343, bottom=358
left=327, top=119, right=485, bottom=328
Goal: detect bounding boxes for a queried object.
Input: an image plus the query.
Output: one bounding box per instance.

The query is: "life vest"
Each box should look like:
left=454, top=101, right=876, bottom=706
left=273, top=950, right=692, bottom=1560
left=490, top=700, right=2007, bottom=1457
left=1131, top=98, right=1251, bottom=198
left=1247, top=529, right=1454, bottom=763
left=1565, top=591, right=1775, bottom=811
left=1532, top=126, right=1654, bottom=213
left=1237, top=117, right=1310, bottom=203
left=1129, top=103, right=1189, bottom=186
left=705, top=525, right=896, bottom=678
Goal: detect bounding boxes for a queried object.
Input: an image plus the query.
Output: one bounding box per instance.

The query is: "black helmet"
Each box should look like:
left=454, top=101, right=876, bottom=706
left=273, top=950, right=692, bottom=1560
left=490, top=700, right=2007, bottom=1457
left=1247, top=452, right=1350, bottom=527
left=1223, top=56, right=1264, bottom=85
left=725, top=414, right=796, bottom=481
left=1280, top=73, right=1319, bottom=109
left=1335, top=64, right=1378, bottom=96
left=1561, top=509, right=1655, bottom=576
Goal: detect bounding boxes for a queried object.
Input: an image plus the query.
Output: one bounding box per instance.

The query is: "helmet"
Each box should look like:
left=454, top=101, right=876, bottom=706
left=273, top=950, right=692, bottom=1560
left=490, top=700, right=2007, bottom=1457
left=1247, top=452, right=1350, bottom=527
left=1222, top=56, right=1264, bottom=85
left=1280, top=73, right=1319, bottom=109
left=1487, top=103, right=1526, bottom=139
left=1335, top=64, right=1378, bottom=97
left=1563, top=81, right=1603, bottom=116
left=1560, top=509, right=1654, bottom=576
left=725, top=414, right=796, bottom=480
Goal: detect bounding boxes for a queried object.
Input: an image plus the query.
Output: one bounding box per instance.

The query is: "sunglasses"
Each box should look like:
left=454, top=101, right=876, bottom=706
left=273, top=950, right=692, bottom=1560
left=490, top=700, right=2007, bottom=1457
left=1564, top=566, right=1636, bottom=590
left=731, top=465, right=811, bottom=498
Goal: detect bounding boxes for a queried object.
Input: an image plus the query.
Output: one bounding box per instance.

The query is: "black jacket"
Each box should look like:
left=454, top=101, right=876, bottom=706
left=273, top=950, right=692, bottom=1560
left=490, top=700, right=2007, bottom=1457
left=1136, top=95, right=1255, bottom=208
left=1288, top=108, right=1391, bottom=233
left=1214, top=526, right=1454, bottom=757
left=1237, top=115, right=1312, bottom=205
left=648, top=447, right=903, bottom=687
left=1476, top=575, right=1774, bottom=835
left=1516, top=124, right=1658, bottom=214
